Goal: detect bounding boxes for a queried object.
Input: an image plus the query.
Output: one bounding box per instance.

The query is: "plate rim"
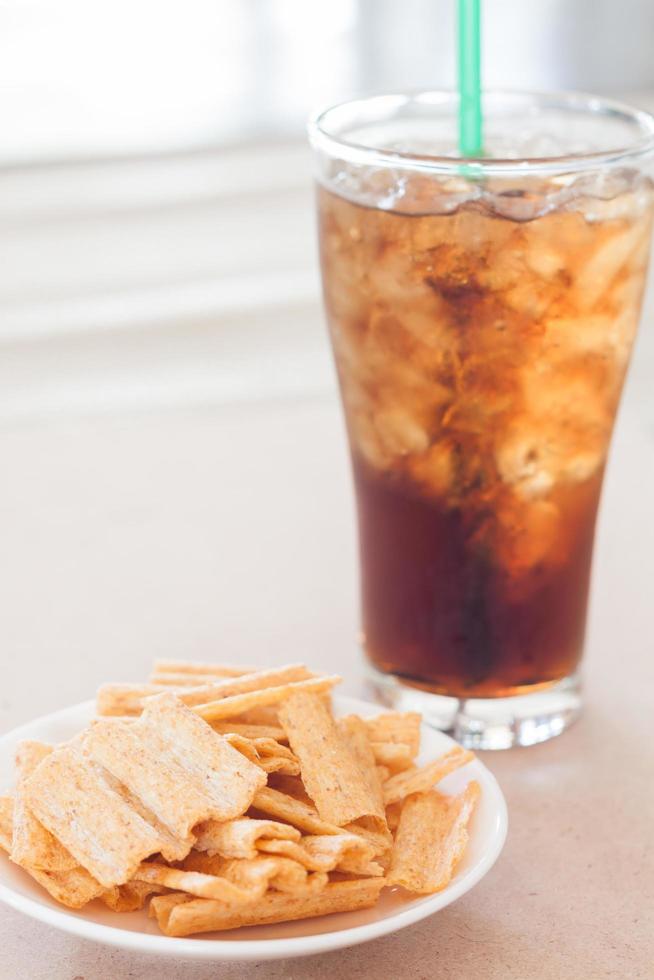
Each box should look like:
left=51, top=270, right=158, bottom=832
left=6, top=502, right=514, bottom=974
left=0, top=695, right=508, bottom=960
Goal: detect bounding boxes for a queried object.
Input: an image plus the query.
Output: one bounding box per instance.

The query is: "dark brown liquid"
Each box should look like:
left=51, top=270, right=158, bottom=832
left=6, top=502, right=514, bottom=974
left=318, top=182, right=653, bottom=698
left=354, top=453, right=601, bottom=697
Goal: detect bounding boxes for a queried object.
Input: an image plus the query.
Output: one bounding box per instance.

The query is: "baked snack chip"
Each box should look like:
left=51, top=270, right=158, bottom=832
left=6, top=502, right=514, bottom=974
left=194, top=816, right=301, bottom=859
left=0, top=792, right=105, bottom=909
left=22, top=738, right=174, bottom=888
left=175, top=664, right=313, bottom=708
left=364, top=712, right=421, bottom=756
left=150, top=659, right=261, bottom=683
left=149, top=878, right=386, bottom=937
left=278, top=693, right=387, bottom=833
left=193, top=675, right=341, bottom=722
left=0, top=660, right=483, bottom=937
left=10, top=742, right=77, bottom=872
left=383, top=747, right=474, bottom=805
left=87, top=694, right=266, bottom=838
left=387, top=782, right=480, bottom=893
left=96, top=684, right=180, bottom=717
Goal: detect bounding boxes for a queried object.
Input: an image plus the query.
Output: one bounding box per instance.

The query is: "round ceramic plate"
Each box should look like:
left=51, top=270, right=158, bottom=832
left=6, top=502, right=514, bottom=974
left=0, top=695, right=507, bottom=960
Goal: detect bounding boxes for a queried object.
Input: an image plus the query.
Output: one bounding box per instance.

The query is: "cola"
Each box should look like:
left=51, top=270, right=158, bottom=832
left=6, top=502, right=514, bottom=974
left=318, top=175, right=653, bottom=697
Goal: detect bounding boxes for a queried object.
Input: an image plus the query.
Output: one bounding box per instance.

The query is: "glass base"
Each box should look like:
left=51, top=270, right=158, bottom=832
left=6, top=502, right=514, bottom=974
left=365, top=664, right=582, bottom=749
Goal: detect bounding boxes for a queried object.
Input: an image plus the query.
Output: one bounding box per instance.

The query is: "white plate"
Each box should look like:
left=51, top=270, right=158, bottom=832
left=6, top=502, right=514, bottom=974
left=0, top=695, right=507, bottom=960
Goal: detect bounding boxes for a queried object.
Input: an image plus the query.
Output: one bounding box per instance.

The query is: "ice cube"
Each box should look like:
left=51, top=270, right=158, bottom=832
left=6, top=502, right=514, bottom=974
left=560, top=450, right=605, bottom=484
left=409, top=214, right=456, bottom=253
left=495, top=394, right=609, bottom=497
left=504, top=278, right=553, bottom=318
left=365, top=310, right=455, bottom=394
left=350, top=411, right=392, bottom=472
left=374, top=408, right=430, bottom=456
left=543, top=314, right=614, bottom=355
left=522, top=359, right=613, bottom=432
left=400, top=308, right=449, bottom=348
left=574, top=221, right=649, bottom=310
left=524, top=241, right=567, bottom=280
left=366, top=245, right=431, bottom=306
left=476, top=238, right=528, bottom=291
left=497, top=498, right=563, bottom=572
left=495, top=430, right=555, bottom=499
left=407, top=439, right=455, bottom=498
left=543, top=309, right=639, bottom=367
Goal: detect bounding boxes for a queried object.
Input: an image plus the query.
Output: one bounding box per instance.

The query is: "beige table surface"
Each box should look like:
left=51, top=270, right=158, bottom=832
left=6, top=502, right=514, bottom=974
left=0, top=367, right=653, bottom=977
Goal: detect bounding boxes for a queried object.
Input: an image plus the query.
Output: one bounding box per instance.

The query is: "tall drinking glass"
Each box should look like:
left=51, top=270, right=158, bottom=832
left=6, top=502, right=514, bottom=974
left=310, top=92, right=654, bottom=747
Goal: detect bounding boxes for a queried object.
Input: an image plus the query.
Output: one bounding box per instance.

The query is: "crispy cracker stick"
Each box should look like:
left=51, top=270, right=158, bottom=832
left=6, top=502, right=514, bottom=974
left=370, top=741, right=414, bottom=773
left=252, top=787, right=344, bottom=836
left=133, top=863, right=265, bottom=903
left=218, top=733, right=300, bottom=776
left=150, top=673, right=230, bottom=687
left=252, top=787, right=388, bottom=855
left=96, top=683, right=185, bottom=717
left=147, top=892, right=192, bottom=922
left=0, top=792, right=104, bottom=908
left=180, top=852, right=328, bottom=896
left=101, top=880, right=167, bottom=912
left=11, top=742, right=77, bottom=872
left=263, top=774, right=389, bottom=854
left=23, top=739, right=175, bottom=888
left=385, top=800, right=402, bottom=832
left=250, top=738, right=300, bottom=776
left=257, top=832, right=378, bottom=874
left=337, top=716, right=387, bottom=822
left=255, top=838, right=337, bottom=872
left=210, top=722, right=287, bottom=741
left=258, top=755, right=301, bottom=776
left=97, top=674, right=297, bottom=717
left=226, top=735, right=298, bottom=768
left=250, top=737, right=297, bottom=761
left=87, top=695, right=266, bottom=840
left=278, top=693, right=386, bottom=831
left=387, top=782, right=480, bottom=893
left=266, top=773, right=313, bottom=803
left=195, top=816, right=301, bottom=859
left=193, top=676, right=341, bottom=722
left=173, top=665, right=313, bottom=708
left=341, top=822, right=391, bottom=856
left=236, top=706, right=283, bottom=726
left=222, top=732, right=260, bottom=764
left=152, top=659, right=261, bottom=680
left=253, top=788, right=388, bottom=852
left=383, top=747, right=474, bottom=806
left=150, top=878, right=385, bottom=937
left=337, top=854, right=386, bottom=877
left=364, top=712, right=422, bottom=756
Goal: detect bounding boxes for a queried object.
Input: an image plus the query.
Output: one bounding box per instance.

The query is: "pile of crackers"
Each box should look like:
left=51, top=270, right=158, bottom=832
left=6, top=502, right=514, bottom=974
left=0, top=662, right=479, bottom=937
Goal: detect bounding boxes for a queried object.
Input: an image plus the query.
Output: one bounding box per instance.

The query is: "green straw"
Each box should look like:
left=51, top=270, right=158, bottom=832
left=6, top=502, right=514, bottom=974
left=457, top=0, right=483, bottom=157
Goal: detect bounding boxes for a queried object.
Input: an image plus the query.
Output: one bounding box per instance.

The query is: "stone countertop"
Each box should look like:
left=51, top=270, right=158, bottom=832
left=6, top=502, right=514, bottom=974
left=0, top=379, right=652, bottom=978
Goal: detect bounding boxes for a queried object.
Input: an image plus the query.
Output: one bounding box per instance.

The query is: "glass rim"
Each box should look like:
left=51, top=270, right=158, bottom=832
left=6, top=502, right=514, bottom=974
left=308, top=89, right=654, bottom=176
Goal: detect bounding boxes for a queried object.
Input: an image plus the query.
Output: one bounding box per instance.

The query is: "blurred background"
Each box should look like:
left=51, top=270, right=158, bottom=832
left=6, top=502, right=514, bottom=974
left=1, top=0, right=653, bottom=717
left=2, top=0, right=654, bottom=419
